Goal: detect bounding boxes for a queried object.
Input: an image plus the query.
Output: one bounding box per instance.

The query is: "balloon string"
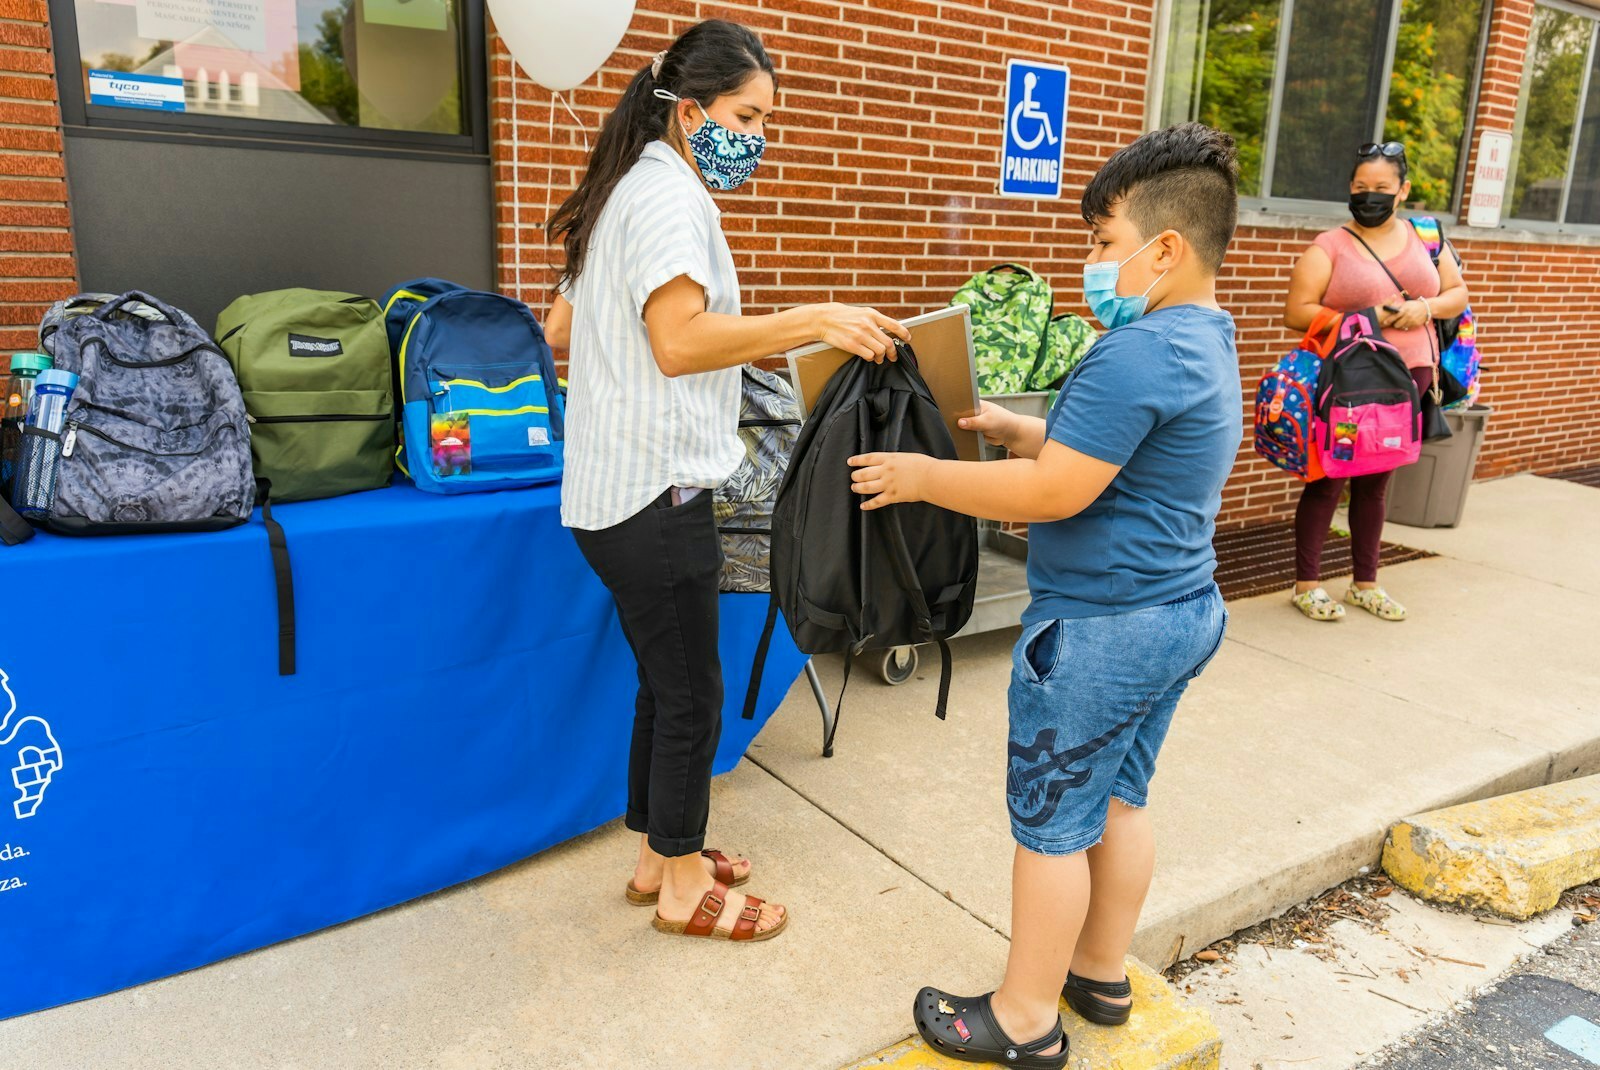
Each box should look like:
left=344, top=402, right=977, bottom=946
left=555, top=90, right=590, bottom=155
left=546, top=92, right=557, bottom=276
left=511, top=59, right=522, bottom=301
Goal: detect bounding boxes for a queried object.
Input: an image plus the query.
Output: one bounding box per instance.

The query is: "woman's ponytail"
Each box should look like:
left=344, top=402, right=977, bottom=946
left=547, top=19, right=777, bottom=293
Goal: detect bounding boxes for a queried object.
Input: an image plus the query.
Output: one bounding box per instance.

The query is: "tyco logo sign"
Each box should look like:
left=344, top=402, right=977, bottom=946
left=1000, top=60, right=1069, bottom=199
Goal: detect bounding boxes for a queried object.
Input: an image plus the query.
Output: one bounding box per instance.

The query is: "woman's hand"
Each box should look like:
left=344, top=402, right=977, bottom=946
left=1383, top=297, right=1431, bottom=331
left=848, top=452, right=934, bottom=510
left=810, top=303, right=911, bottom=362
left=959, top=401, right=1019, bottom=449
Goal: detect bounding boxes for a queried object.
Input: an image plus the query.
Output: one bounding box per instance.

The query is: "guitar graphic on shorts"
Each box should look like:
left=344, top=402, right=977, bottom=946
left=1006, top=711, right=1139, bottom=828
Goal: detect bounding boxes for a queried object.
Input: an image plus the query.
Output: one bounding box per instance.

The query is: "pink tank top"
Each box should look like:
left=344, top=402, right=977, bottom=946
left=1312, top=226, right=1441, bottom=370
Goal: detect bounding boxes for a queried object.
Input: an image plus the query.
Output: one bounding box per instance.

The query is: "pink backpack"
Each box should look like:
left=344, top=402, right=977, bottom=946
left=1313, top=308, right=1421, bottom=480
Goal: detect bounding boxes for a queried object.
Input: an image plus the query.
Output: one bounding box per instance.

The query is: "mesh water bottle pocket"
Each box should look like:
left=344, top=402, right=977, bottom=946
left=11, top=429, right=61, bottom=518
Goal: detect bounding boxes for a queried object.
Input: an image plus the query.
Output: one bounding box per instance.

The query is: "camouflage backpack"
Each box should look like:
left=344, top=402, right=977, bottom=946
left=952, top=264, right=1086, bottom=394
left=715, top=365, right=802, bottom=593
left=1038, top=312, right=1098, bottom=391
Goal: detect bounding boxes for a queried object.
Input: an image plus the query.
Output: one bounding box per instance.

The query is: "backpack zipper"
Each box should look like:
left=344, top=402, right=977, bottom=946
left=62, top=421, right=214, bottom=459
left=248, top=413, right=389, bottom=424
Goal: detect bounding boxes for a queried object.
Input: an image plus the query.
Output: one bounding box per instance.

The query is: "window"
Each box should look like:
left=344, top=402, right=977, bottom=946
left=1159, top=0, right=1487, bottom=210
left=1508, top=2, right=1600, bottom=225
left=52, top=0, right=484, bottom=153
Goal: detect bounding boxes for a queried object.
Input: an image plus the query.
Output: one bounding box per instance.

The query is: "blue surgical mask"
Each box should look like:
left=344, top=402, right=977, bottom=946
left=653, top=91, right=766, bottom=191
left=1081, top=235, right=1167, bottom=330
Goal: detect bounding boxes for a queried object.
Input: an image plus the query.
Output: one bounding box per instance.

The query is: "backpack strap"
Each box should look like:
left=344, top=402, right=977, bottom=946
left=1302, top=307, right=1343, bottom=358
left=0, top=496, right=34, bottom=546
left=875, top=389, right=957, bottom=722
left=257, top=479, right=297, bottom=676
left=1342, top=227, right=1410, bottom=298
left=740, top=594, right=781, bottom=720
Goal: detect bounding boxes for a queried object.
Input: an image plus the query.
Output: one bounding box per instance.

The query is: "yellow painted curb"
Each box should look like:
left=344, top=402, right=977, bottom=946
left=841, top=958, right=1221, bottom=1070
left=1382, top=774, right=1600, bottom=919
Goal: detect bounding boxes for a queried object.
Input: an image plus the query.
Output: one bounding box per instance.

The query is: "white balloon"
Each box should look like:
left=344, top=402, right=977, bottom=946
left=489, top=0, right=637, bottom=93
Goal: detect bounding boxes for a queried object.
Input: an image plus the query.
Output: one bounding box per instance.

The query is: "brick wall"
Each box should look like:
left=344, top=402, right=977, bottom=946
left=0, top=0, right=73, bottom=353
left=492, top=0, right=1600, bottom=528
left=5, top=1, right=1595, bottom=526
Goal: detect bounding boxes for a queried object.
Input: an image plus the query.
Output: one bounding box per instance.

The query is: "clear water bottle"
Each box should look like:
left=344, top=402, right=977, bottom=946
left=11, top=368, right=78, bottom=518
left=0, top=352, right=51, bottom=493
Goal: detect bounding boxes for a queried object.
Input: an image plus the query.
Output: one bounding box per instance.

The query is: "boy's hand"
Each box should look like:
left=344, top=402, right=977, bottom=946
left=958, top=401, right=1018, bottom=448
left=848, top=452, right=934, bottom=510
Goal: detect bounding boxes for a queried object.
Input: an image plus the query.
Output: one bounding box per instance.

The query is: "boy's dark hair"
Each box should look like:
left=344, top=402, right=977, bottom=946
left=1080, top=122, right=1239, bottom=273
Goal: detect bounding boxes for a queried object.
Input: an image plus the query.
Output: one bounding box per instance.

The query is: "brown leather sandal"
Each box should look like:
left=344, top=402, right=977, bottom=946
left=625, top=849, right=750, bottom=905
left=651, top=880, right=788, bottom=942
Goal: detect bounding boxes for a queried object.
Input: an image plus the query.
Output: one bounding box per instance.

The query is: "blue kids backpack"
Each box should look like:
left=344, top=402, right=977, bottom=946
left=1253, top=308, right=1340, bottom=481
left=381, top=278, right=565, bottom=493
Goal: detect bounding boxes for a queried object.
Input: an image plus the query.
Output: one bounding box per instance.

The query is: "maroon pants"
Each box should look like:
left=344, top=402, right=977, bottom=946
left=1296, top=366, right=1433, bottom=583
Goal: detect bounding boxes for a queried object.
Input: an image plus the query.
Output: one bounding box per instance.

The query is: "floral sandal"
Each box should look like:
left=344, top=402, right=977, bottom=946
left=1291, top=587, right=1345, bottom=621
left=912, top=988, right=1068, bottom=1069
left=1346, top=585, right=1407, bottom=621
left=651, top=879, right=787, bottom=942
left=625, top=849, right=749, bottom=905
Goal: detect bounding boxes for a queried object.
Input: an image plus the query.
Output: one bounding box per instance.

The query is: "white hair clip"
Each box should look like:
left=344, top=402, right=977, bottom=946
left=650, top=50, right=668, bottom=79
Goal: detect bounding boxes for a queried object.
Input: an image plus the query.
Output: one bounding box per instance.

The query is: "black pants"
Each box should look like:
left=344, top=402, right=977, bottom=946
left=573, top=490, right=723, bottom=857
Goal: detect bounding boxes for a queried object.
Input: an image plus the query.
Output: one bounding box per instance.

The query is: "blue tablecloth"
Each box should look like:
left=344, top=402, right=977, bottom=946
left=0, top=483, right=805, bottom=1020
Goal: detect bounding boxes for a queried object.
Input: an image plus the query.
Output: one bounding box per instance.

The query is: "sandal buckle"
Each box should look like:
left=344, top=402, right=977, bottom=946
left=701, top=893, right=724, bottom=917
left=740, top=902, right=761, bottom=923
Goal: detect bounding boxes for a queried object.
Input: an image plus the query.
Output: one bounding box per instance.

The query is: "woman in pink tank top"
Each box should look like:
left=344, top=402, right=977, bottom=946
left=1283, top=142, right=1469, bottom=623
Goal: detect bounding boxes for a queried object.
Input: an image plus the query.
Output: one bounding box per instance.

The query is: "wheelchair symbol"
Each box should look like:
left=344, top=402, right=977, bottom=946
left=1009, top=72, right=1059, bottom=151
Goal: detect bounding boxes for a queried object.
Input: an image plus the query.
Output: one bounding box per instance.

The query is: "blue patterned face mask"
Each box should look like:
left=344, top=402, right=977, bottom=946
left=654, top=90, right=766, bottom=190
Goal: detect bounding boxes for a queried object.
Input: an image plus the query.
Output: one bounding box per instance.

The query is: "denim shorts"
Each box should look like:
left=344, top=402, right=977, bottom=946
left=1006, top=584, right=1228, bottom=856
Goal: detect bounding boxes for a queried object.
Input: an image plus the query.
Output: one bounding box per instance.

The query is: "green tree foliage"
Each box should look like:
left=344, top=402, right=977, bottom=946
left=1383, top=0, right=1484, bottom=209
left=1510, top=6, right=1590, bottom=219
left=299, top=0, right=359, bottom=125
left=1200, top=7, right=1279, bottom=196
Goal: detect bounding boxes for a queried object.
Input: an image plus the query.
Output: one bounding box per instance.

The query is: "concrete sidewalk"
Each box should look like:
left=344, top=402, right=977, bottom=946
left=3, top=475, right=1595, bottom=1069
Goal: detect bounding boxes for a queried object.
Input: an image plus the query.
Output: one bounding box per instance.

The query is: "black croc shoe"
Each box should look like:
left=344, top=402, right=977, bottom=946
left=912, top=988, right=1068, bottom=1069
left=1063, top=971, right=1133, bottom=1025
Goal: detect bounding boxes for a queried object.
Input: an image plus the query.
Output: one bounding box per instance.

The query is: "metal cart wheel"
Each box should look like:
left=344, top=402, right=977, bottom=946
left=877, top=645, right=919, bottom=685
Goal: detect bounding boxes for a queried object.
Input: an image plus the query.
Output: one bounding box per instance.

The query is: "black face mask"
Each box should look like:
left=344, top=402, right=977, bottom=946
left=1349, top=191, right=1397, bottom=228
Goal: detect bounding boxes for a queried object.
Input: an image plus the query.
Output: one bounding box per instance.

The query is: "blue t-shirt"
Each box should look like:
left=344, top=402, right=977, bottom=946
left=1023, top=304, right=1241, bottom=623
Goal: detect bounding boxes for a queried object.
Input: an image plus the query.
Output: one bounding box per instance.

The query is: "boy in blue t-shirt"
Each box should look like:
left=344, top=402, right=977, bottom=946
left=850, top=123, right=1243, bottom=1068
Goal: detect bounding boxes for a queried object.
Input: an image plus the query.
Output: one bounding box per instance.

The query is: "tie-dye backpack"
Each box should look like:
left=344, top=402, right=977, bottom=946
left=1408, top=216, right=1480, bottom=407
left=1253, top=308, right=1340, bottom=481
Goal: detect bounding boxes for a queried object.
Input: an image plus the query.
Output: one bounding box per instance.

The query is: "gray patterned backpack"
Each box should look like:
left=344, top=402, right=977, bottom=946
left=40, top=290, right=254, bottom=534
left=715, top=366, right=802, bottom=593
left=716, top=366, right=802, bottom=719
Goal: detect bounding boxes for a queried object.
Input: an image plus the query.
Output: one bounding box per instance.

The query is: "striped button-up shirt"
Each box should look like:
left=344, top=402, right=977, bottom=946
left=560, top=140, right=743, bottom=531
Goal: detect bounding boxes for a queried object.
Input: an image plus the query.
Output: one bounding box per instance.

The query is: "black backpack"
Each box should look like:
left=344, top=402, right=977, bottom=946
left=771, top=340, right=978, bottom=755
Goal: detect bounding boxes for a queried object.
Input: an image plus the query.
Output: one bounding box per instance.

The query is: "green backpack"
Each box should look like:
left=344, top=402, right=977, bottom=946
left=1039, top=312, right=1098, bottom=390
left=215, top=289, right=395, bottom=503
left=951, top=265, right=1098, bottom=395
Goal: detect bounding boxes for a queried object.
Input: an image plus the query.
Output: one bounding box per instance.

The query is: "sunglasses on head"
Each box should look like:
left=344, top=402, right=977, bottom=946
left=1357, top=141, right=1406, bottom=160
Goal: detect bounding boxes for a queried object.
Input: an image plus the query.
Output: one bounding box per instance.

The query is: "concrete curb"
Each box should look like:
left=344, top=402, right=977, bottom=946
left=840, top=958, right=1221, bottom=1070
left=1382, top=774, right=1600, bottom=918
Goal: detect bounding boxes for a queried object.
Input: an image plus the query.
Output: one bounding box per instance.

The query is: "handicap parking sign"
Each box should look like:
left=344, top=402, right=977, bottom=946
left=1000, top=59, right=1069, bottom=199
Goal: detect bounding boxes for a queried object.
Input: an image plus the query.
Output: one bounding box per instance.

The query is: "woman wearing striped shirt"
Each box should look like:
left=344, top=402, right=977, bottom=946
left=543, top=19, right=908, bottom=943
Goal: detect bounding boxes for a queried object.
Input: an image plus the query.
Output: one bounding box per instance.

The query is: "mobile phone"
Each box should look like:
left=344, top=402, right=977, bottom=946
left=1382, top=303, right=1402, bottom=313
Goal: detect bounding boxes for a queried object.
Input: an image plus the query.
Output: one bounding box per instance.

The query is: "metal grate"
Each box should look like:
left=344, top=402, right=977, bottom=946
left=1212, top=521, right=1435, bottom=602
left=1548, top=466, right=1600, bottom=489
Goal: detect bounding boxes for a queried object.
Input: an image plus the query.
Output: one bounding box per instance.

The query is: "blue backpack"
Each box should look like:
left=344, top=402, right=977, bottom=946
left=380, top=278, right=565, bottom=493
left=1253, top=308, right=1340, bottom=481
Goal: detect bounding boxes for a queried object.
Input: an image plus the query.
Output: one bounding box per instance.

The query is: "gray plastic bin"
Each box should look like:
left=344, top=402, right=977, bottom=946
left=1386, top=405, right=1492, bottom=528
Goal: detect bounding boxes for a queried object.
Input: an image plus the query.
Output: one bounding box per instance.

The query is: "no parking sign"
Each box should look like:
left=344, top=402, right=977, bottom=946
left=1000, top=59, right=1069, bottom=199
